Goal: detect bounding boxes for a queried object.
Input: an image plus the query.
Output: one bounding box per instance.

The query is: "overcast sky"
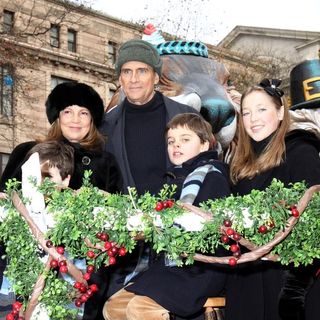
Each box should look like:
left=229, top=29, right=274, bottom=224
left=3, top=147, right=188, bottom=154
left=90, top=0, right=319, bottom=45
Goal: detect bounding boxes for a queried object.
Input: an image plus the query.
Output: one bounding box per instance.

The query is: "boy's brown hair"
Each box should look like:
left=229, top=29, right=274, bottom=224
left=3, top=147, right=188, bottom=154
left=26, top=141, right=74, bottom=180
left=165, top=113, right=216, bottom=148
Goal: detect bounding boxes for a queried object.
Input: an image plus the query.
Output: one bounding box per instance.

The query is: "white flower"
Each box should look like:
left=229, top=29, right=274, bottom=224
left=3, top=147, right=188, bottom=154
left=126, top=211, right=145, bottom=230
left=174, top=212, right=206, bottom=231
left=0, top=206, right=8, bottom=222
left=153, top=214, right=164, bottom=228
left=242, top=207, right=254, bottom=228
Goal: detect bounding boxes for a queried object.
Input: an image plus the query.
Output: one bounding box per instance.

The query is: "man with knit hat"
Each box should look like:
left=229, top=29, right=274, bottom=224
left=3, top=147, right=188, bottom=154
left=100, top=39, right=196, bottom=195
left=100, top=39, right=197, bottom=316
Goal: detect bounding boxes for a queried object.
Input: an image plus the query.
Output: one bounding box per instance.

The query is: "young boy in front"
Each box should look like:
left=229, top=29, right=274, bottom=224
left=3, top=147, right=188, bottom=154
left=104, top=113, right=231, bottom=320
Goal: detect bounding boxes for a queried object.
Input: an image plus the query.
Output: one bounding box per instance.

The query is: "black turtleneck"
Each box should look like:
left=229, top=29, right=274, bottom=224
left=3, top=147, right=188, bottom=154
left=250, top=133, right=275, bottom=156
left=233, top=129, right=320, bottom=196
left=124, top=91, right=167, bottom=195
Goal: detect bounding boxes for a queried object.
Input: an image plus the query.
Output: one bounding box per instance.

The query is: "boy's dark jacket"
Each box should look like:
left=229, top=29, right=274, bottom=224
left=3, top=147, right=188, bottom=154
left=125, top=150, right=231, bottom=317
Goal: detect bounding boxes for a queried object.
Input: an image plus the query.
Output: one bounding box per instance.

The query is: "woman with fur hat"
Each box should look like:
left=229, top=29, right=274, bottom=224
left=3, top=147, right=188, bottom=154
left=0, top=81, right=123, bottom=320
left=226, top=79, right=320, bottom=320
left=0, top=81, right=122, bottom=192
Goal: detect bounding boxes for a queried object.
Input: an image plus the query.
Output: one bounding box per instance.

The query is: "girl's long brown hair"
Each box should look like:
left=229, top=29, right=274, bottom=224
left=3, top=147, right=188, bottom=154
left=230, top=86, right=290, bottom=183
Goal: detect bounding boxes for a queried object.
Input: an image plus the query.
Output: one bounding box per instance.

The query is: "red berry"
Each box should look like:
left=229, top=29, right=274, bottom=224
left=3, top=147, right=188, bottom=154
left=109, top=256, right=116, bottom=265
left=104, top=241, right=112, bottom=250
left=59, top=265, right=68, bottom=273
left=86, top=288, right=94, bottom=297
left=228, top=257, right=237, bottom=266
left=74, top=281, right=81, bottom=289
left=80, top=294, right=88, bottom=303
left=220, top=235, right=229, bottom=244
left=258, top=225, right=268, bottom=234
left=232, top=232, right=241, bottom=241
left=100, top=233, right=109, bottom=242
left=12, top=301, right=22, bottom=311
left=87, top=265, right=95, bottom=273
left=56, top=246, right=65, bottom=255
left=223, top=219, right=232, bottom=227
left=46, top=240, right=53, bottom=248
left=291, top=207, right=300, bottom=218
left=107, top=248, right=114, bottom=257
left=155, top=202, right=164, bottom=211
left=90, top=284, right=99, bottom=292
left=83, top=272, right=91, bottom=281
left=118, top=247, right=127, bottom=256
left=6, top=314, right=14, bottom=320
left=230, top=244, right=239, bottom=253
left=75, top=299, right=82, bottom=307
left=87, top=250, right=95, bottom=259
left=226, top=228, right=234, bottom=236
left=111, top=246, right=118, bottom=256
left=96, top=232, right=102, bottom=239
left=79, top=284, right=87, bottom=293
left=59, top=260, right=67, bottom=267
left=50, top=259, right=59, bottom=269
left=166, top=200, right=174, bottom=208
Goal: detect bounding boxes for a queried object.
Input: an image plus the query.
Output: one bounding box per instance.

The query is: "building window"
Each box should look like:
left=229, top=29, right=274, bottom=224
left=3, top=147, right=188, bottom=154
left=50, top=25, right=60, bottom=48
left=0, top=153, right=9, bottom=177
left=0, top=65, right=13, bottom=117
left=67, top=29, right=77, bottom=52
left=3, top=10, right=14, bottom=33
left=107, top=41, right=117, bottom=64
left=51, top=76, right=74, bottom=90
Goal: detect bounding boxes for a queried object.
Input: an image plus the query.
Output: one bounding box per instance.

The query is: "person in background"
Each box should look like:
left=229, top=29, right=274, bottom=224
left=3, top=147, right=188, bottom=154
left=103, top=113, right=230, bottom=320
left=99, top=39, right=197, bottom=298
left=226, top=78, right=320, bottom=320
left=0, top=82, right=123, bottom=320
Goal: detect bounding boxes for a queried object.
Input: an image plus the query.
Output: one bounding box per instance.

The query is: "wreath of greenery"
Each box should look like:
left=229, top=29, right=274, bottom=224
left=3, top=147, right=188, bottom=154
left=0, top=171, right=319, bottom=319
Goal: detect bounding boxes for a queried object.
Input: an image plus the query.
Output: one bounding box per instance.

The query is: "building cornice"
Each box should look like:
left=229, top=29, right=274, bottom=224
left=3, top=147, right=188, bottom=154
left=218, top=25, right=320, bottom=48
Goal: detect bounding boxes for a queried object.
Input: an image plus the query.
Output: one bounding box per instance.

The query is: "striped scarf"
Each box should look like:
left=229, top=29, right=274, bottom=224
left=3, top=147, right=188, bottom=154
left=179, top=163, right=222, bottom=204
left=165, top=163, right=222, bottom=266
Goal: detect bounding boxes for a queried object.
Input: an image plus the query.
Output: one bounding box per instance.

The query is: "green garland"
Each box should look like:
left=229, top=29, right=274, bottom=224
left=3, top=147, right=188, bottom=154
left=0, top=172, right=319, bottom=319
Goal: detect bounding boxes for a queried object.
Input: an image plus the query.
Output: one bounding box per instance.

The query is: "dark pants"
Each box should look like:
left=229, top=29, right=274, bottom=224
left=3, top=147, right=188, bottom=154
left=278, top=263, right=319, bottom=320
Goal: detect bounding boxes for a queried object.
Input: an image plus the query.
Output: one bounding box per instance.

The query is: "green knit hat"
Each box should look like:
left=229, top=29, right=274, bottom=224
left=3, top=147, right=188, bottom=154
left=115, top=39, right=163, bottom=76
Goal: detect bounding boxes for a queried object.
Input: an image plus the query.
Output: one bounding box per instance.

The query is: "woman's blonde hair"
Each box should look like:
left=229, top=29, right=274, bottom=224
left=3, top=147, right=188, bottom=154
left=44, top=119, right=105, bottom=150
left=230, top=85, right=290, bottom=183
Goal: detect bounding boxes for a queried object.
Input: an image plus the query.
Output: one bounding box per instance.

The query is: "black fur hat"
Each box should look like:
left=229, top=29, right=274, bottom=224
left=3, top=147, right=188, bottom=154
left=45, top=82, right=105, bottom=127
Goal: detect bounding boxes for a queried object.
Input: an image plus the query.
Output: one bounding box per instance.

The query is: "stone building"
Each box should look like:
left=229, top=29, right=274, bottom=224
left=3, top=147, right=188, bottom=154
left=0, top=0, right=144, bottom=174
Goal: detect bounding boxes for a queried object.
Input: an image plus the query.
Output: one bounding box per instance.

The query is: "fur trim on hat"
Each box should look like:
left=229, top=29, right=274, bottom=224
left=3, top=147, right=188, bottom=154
left=45, top=82, right=104, bottom=127
left=115, top=39, right=163, bottom=76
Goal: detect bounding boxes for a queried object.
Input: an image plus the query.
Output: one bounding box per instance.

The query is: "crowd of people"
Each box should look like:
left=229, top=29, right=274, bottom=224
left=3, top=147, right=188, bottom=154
left=0, top=37, right=320, bottom=320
